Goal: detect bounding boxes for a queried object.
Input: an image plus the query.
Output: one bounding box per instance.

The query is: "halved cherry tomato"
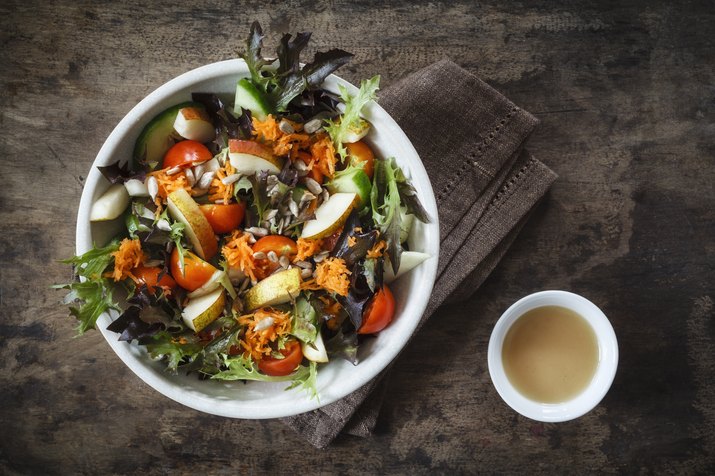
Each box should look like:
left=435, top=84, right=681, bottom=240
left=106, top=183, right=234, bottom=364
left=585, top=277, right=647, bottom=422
left=346, top=141, right=374, bottom=179
left=199, top=202, right=245, bottom=234
left=297, top=151, right=324, bottom=184
left=252, top=235, right=298, bottom=280
left=132, top=265, right=176, bottom=294
left=169, top=247, right=217, bottom=291
left=358, top=284, right=395, bottom=334
left=162, top=140, right=213, bottom=169
left=258, top=340, right=303, bottom=376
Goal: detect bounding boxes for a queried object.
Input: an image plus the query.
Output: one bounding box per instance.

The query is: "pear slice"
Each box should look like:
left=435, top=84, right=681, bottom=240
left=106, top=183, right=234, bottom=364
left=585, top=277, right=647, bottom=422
left=124, top=178, right=149, bottom=197
left=244, top=268, right=301, bottom=311
left=173, top=106, right=215, bottom=143
left=167, top=189, right=218, bottom=260
left=187, top=269, right=225, bottom=298
left=228, top=139, right=284, bottom=175
left=300, top=192, right=357, bottom=239
left=182, top=287, right=225, bottom=332
left=384, top=251, right=430, bottom=283
left=301, top=331, right=329, bottom=363
left=90, top=184, right=129, bottom=221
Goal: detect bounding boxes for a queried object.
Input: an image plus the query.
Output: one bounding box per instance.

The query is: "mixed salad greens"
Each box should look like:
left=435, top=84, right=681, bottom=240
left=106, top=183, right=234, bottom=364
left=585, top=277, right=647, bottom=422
left=58, top=22, right=430, bottom=398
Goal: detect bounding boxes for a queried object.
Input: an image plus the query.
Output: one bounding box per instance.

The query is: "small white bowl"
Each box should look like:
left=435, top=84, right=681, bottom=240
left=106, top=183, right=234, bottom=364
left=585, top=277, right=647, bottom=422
left=76, top=59, right=440, bottom=419
left=488, top=290, right=618, bottom=422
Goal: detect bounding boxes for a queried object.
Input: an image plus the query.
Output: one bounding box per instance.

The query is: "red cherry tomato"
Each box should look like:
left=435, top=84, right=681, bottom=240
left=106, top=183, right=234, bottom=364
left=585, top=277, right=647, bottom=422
left=252, top=235, right=298, bottom=280
left=358, top=285, right=395, bottom=334
left=169, top=247, right=217, bottom=291
left=346, top=141, right=374, bottom=179
left=133, top=265, right=176, bottom=294
left=162, top=140, right=213, bottom=169
left=258, top=340, right=303, bottom=376
left=199, top=202, right=245, bottom=234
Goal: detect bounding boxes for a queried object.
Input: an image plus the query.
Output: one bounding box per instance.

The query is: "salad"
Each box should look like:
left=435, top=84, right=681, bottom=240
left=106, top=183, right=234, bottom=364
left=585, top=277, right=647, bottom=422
left=58, top=22, right=430, bottom=398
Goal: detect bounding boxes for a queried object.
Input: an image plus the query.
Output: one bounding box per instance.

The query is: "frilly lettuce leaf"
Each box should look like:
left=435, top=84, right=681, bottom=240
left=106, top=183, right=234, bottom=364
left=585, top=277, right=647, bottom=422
left=324, top=75, right=380, bottom=160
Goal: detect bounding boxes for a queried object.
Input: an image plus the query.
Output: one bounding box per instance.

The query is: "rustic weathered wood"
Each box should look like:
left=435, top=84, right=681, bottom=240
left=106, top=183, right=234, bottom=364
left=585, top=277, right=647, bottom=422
left=1, top=0, right=714, bottom=473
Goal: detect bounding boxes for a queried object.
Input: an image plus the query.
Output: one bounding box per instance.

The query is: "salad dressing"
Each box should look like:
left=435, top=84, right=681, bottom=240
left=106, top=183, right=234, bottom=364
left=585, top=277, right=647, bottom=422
left=502, top=305, right=598, bottom=403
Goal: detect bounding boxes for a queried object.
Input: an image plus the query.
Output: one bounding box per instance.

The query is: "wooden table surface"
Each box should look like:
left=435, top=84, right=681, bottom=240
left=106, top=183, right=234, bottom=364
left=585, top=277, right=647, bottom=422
left=2, top=1, right=714, bottom=474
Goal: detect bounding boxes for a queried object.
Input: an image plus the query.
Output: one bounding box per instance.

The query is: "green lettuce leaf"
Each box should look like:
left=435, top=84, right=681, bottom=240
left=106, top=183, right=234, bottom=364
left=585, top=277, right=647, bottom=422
left=55, top=279, right=119, bottom=335
left=212, top=355, right=319, bottom=399
left=292, top=297, right=318, bottom=344
left=325, top=75, right=380, bottom=160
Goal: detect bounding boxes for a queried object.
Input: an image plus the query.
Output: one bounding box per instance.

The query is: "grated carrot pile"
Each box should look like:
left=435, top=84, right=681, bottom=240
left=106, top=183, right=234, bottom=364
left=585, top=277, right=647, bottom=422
left=238, top=308, right=292, bottom=361
left=310, top=133, right=337, bottom=178
left=273, top=133, right=311, bottom=157
left=252, top=115, right=281, bottom=142
left=150, top=169, right=191, bottom=200
left=314, top=257, right=351, bottom=296
left=108, top=238, right=146, bottom=282
left=222, top=230, right=257, bottom=282
left=209, top=160, right=236, bottom=204
left=367, top=240, right=386, bottom=259
left=294, top=238, right=324, bottom=262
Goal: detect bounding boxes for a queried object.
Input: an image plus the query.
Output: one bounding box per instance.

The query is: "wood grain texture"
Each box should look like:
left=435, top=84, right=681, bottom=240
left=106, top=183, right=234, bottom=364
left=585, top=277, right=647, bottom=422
left=1, top=0, right=714, bottom=473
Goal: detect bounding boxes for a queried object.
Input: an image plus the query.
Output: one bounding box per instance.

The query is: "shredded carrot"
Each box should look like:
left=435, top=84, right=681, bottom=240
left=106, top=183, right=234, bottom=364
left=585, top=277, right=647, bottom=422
left=367, top=240, right=386, bottom=259
left=300, top=278, right=323, bottom=291
left=273, top=133, right=311, bottom=157
left=347, top=236, right=357, bottom=248
left=314, top=257, right=351, bottom=296
left=294, top=238, right=324, bottom=262
left=310, top=133, right=338, bottom=178
left=149, top=169, right=192, bottom=200
left=108, top=238, right=146, bottom=282
left=238, top=308, right=292, bottom=361
left=222, top=230, right=257, bottom=282
left=209, top=160, right=236, bottom=204
left=252, top=115, right=282, bottom=142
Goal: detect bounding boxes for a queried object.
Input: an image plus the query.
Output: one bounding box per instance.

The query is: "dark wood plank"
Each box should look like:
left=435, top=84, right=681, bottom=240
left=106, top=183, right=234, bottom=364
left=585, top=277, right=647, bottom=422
left=1, top=0, right=713, bottom=473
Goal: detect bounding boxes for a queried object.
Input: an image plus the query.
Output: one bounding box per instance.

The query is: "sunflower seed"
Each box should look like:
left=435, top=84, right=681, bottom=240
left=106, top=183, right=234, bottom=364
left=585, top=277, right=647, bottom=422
left=247, top=233, right=256, bottom=244
left=156, top=219, right=171, bottom=231
left=278, top=255, right=290, bottom=268
left=147, top=176, right=159, bottom=201
left=192, top=187, right=209, bottom=197
left=197, top=171, right=215, bottom=189
left=254, top=316, right=275, bottom=332
left=245, top=226, right=268, bottom=237
left=252, top=251, right=266, bottom=260
left=239, top=278, right=251, bottom=292
left=304, top=118, right=323, bottom=134
left=294, top=260, right=312, bottom=269
left=305, top=177, right=322, bottom=195
left=166, top=166, right=182, bottom=176
left=300, top=268, right=313, bottom=279
left=277, top=219, right=284, bottom=235
left=279, top=119, right=295, bottom=134
left=294, top=160, right=308, bottom=171
left=221, top=173, right=241, bottom=185
left=313, top=251, right=329, bottom=263
left=265, top=209, right=278, bottom=221
left=185, top=168, right=196, bottom=187
left=289, top=200, right=299, bottom=217
left=300, top=191, right=316, bottom=204
left=267, top=251, right=278, bottom=263
left=193, top=163, right=205, bottom=181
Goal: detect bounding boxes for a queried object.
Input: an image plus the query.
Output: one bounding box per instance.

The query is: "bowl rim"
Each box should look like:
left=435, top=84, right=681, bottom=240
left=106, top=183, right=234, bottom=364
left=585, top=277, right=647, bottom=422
left=487, top=290, right=618, bottom=422
left=75, top=58, right=440, bottom=419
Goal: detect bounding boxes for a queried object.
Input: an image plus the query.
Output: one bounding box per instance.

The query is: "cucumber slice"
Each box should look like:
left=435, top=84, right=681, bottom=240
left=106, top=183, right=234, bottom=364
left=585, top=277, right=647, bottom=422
left=132, top=101, right=201, bottom=168
left=327, top=167, right=372, bottom=207
left=234, top=78, right=271, bottom=121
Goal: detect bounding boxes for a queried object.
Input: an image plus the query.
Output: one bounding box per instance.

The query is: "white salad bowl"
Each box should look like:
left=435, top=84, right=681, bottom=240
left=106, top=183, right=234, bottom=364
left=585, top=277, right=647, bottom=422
left=76, top=59, right=440, bottom=419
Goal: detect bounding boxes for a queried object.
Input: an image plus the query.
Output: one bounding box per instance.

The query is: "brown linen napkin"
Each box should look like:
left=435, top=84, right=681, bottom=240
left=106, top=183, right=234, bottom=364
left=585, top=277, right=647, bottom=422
left=281, top=59, right=557, bottom=447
